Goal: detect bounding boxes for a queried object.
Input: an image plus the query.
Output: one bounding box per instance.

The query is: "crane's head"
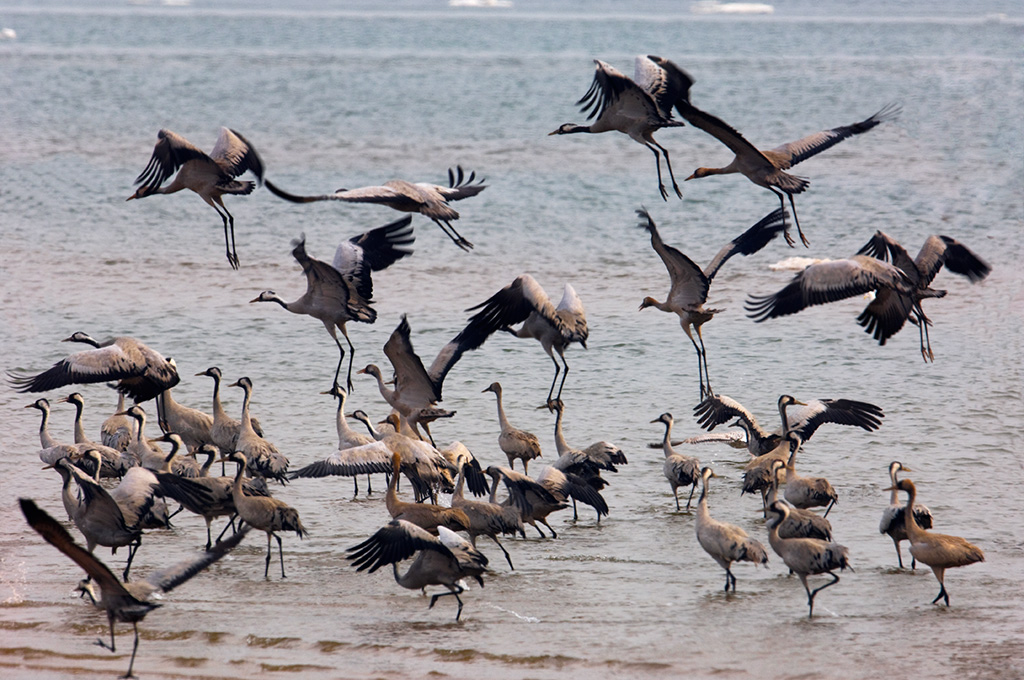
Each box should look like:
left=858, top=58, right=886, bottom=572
left=548, top=123, right=587, bottom=136
left=650, top=412, right=673, bottom=426
left=196, top=366, right=222, bottom=380
left=685, top=167, right=714, bottom=181
left=25, top=398, right=50, bottom=412
left=639, top=296, right=661, bottom=311
left=126, top=186, right=156, bottom=201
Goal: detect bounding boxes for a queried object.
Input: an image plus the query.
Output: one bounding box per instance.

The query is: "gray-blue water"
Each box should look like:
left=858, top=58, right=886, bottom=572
left=1, top=2, right=1022, bottom=678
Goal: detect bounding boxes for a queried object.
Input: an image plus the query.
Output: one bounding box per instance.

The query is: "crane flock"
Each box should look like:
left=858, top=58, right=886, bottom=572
left=8, top=49, right=994, bottom=676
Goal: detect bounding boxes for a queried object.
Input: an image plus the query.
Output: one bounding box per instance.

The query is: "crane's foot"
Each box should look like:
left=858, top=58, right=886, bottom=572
left=672, top=183, right=682, bottom=199
left=658, top=183, right=669, bottom=201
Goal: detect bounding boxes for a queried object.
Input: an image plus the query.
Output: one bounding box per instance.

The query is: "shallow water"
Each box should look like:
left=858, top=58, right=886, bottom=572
left=1, top=2, right=1023, bottom=678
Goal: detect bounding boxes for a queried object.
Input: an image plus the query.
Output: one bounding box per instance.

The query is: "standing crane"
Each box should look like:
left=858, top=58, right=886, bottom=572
left=766, top=500, right=852, bottom=617
left=879, top=461, right=933, bottom=569
left=694, top=468, right=769, bottom=592
left=550, top=55, right=693, bottom=200
left=127, top=127, right=265, bottom=269
left=888, top=478, right=984, bottom=606
left=651, top=413, right=700, bottom=511
left=482, top=382, right=542, bottom=474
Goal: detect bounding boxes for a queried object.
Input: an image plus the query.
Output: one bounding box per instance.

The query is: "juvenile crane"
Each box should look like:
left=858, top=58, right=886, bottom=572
left=678, top=100, right=900, bottom=246
left=219, top=451, right=306, bottom=578
left=250, top=216, right=414, bottom=391
left=694, top=468, right=769, bottom=592
left=879, top=461, right=933, bottom=569
left=482, top=382, right=542, bottom=474
left=230, top=377, right=289, bottom=482
left=347, top=520, right=488, bottom=621
left=636, top=206, right=787, bottom=396
left=550, top=55, right=694, bottom=200
left=856, top=230, right=991, bottom=361
left=266, top=166, right=484, bottom=251
left=651, top=413, right=700, bottom=511
left=9, top=332, right=179, bottom=403
left=888, top=478, right=984, bottom=606
left=20, top=499, right=250, bottom=680
left=128, top=127, right=265, bottom=269
left=766, top=501, right=852, bottom=617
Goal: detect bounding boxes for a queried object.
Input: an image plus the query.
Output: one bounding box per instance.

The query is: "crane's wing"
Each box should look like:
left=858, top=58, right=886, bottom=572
left=141, top=524, right=251, bottom=596
left=637, top=55, right=694, bottom=118
left=856, top=230, right=919, bottom=285
left=578, top=59, right=664, bottom=125
left=917, top=235, right=991, bottom=287
left=336, top=216, right=415, bottom=275
left=555, top=283, right=588, bottom=346
left=20, top=498, right=132, bottom=598
left=856, top=286, right=916, bottom=345
left=635, top=207, right=708, bottom=309
left=463, top=274, right=568, bottom=340
left=745, top=256, right=912, bottom=322
left=674, top=100, right=773, bottom=166
left=209, top=127, right=265, bottom=183
left=693, top=393, right=763, bottom=433
left=436, top=166, right=488, bottom=202
left=287, top=441, right=392, bottom=479
left=384, top=315, right=441, bottom=404
left=347, top=519, right=453, bottom=573
left=133, top=129, right=212, bottom=189
left=8, top=342, right=179, bottom=401
left=291, top=235, right=375, bottom=323
left=787, top=398, right=885, bottom=441
left=703, top=208, right=788, bottom=282
left=770, top=102, right=901, bottom=168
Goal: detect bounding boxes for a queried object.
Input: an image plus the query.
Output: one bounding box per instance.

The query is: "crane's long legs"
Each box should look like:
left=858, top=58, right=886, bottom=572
left=432, top=219, right=474, bottom=251
left=769, top=188, right=807, bottom=247
left=892, top=538, right=905, bottom=569
left=685, top=481, right=698, bottom=511
left=123, top=623, right=140, bottom=679
left=724, top=568, right=737, bottom=593
left=428, top=585, right=466, bottom=621
left=694, top=326, right=713, bottom=398
left=212, top=203, right=240, bottom=270
left=650, top=139, right=683, bottom=199
left=545, top=355, right=562, bottom=409
left=491, top=535, right=514, bottom=570
left=684, top=328, right=707, bottom=399
left=931, top=569, right=949, bottom=606
left=804, top=571, right=840, bottom=617
left=331, top=329, right=356, bottom=392
left=646, top=143, right=669, bottom=201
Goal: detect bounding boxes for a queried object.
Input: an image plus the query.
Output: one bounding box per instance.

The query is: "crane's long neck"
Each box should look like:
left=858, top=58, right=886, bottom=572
left=133, top=411, right=148, bottom=444
left=553, top=408, right=571, bottom=456
left=210, top=374, right=229, bottom=422
left=453, top=463, right=466, bottom=501
left=785, top=438, right=800, bottom=473
left=87, top=451, right=103, bottom=482
left=487, top=473, right=500, bottom=505
left=901, top=483, right=925, bottom=541
left=696, top=477, right=711, bottom=521
left=492, top=390, right=511, bottom=431
left=335, top=397, right=361, bottom=444
left=386, top=455, right=402, bottom=516
left=778, top=401, right=792, bottom=436
left=239, top=385, right=256, bottom=435
left=71, top=400, right=88, bottom=444
left=198, top=450, right=215, bottom=476
left=370, top=371, right=396, bottom=407
left=231, top=458, right=245, bottom=499
left=766, top=466, right=780, bottom=504
left=37, top=405, right=57, bottom=448
left=660, top=419, right=674, bottom=458
left=888, top=468, right=900, bottom=506
left=161, top=440, right=181, bottom=474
